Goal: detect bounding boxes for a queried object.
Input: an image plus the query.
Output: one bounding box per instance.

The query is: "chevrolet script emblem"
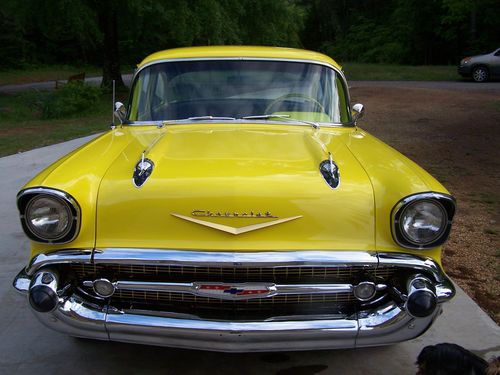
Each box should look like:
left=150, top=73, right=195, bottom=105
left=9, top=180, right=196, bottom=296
left=171, top=210, right=302, bottom=235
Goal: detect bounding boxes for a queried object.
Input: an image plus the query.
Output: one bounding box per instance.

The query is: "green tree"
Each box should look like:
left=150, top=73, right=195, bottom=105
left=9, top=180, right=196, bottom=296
left=3, top=0, right=498, bottom=72
left=87, top=0, right=125, bottom=89
left=0, top=7, right=27, bottom=68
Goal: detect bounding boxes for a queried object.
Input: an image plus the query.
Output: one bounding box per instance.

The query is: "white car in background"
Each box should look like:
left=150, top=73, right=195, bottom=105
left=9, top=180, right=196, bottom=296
left=458, top=47, right=500, bottom=82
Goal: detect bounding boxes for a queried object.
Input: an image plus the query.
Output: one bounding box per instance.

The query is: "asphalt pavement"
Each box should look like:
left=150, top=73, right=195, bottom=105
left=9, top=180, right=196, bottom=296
left=0, top=135, right=499, bottom=374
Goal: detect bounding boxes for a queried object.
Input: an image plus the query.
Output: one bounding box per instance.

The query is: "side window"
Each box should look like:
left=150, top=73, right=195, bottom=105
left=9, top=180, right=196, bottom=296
left=494, top=49, right=500, bottom=57
left=335, top=76, right=349, bottom=123
left=154, top=73, right=166, bottom=99
left=130, top=70, right=152, bottom=121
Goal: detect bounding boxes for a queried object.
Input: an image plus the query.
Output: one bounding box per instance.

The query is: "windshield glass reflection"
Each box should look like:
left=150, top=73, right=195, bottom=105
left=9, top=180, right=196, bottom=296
left=129, top=60, right=349, bottom=124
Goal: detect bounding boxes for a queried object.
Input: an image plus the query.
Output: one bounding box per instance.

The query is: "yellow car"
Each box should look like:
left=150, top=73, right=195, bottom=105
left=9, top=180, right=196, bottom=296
left=13, top=46, right=456, bottom=352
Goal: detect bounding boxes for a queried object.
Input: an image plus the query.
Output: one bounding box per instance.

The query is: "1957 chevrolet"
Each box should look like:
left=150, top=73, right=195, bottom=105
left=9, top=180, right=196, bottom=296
left=13, top=46, right=456, bottom=352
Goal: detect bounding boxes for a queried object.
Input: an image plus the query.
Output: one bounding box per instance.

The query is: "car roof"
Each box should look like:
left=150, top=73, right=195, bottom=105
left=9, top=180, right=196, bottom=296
left=138, top=46, right=342, bottom=71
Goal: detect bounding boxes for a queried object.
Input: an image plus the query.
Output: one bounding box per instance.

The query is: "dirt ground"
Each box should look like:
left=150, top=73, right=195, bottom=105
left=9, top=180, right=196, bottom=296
left=351, top=86, right=500, bottom=323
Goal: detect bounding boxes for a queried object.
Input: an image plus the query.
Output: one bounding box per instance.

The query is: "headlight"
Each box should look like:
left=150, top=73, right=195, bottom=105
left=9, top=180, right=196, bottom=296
left=17, top=188, right=80, bottom=243
left=392, top=193, right=455, bottom=249
left=399, top=200, right=446, bottom=244
left=25, top=195, right=72, bottom=240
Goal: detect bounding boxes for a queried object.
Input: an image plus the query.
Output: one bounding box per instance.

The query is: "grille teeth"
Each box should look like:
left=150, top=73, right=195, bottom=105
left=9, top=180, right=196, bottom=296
left=70, top=264, right=394, bottom=283
left=111, top=290, right=358, bottom=320
left=114, top=290, right=355, bottom=304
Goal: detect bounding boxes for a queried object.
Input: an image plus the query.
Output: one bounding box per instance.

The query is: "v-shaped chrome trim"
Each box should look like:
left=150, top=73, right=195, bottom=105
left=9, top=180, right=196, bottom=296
left=171, top=213, right=302, bottom=235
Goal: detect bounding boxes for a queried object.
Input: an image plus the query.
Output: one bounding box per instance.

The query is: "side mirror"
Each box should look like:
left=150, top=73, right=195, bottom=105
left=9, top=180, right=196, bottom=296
left=114, top=102, right=127, bottom=124
left=352, top=103, right=365, bottom=123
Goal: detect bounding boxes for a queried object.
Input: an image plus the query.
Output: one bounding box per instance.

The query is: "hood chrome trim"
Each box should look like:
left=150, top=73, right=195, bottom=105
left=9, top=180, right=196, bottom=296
left=171, top=213, right=302, bottom=235
left=319, top=153, right=340, bottom=189
left=132, top=156, right=155, bottom=188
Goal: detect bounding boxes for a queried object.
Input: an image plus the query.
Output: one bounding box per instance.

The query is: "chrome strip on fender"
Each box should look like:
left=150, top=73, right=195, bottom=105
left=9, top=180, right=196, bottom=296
left=26, top=249, right=93, bottom=276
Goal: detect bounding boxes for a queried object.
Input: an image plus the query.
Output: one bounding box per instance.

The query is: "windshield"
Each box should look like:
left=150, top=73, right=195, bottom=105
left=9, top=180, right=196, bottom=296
left=128, top=60, right=350, bottom=124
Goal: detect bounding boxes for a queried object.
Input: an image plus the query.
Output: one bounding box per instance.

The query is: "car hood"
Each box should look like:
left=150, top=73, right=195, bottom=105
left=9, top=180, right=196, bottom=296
left=95, top=124, right=375, bottom=250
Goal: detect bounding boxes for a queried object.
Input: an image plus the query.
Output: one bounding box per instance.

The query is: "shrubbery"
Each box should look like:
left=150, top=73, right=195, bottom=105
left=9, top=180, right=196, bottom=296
left=40, top=82, right=101, bottom=119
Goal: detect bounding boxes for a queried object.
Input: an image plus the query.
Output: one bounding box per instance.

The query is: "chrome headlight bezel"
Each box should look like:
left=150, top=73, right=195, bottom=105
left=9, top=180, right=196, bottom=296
left=17, top=187, right=80, bottom=244
left=391, top=192, right=455, bottom=249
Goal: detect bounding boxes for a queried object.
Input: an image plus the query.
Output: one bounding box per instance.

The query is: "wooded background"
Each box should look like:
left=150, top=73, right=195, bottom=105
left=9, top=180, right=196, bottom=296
left=1, top=0, right=499, bottom=86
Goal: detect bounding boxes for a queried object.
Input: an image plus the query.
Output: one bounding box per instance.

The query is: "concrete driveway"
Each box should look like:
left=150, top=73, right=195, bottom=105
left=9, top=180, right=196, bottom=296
left=1, top=136, right=499, bottom=374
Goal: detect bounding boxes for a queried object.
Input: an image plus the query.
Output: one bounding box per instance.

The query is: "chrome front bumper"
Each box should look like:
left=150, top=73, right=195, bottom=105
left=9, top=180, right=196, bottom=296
left=13, top=249, right=455, bottom=352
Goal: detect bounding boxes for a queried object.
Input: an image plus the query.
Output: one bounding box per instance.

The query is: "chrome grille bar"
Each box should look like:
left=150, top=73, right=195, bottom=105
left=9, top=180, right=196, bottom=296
left=83, top=280, right=355, bottom=300
left=26, top=249, right=447, bottom=284
left=92, top=249, right=379, bottom=268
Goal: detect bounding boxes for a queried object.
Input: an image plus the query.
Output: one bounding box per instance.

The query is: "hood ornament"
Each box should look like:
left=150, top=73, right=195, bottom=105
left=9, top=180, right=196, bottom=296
left=171, top=213, right=302, bottom=235
left=132, top=152, right=154, bottom=187
left=319, top=152, right=340, bottom=189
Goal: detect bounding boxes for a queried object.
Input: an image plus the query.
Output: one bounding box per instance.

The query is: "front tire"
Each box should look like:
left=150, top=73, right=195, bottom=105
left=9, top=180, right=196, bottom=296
left=472, top=66, right=489, bottom=82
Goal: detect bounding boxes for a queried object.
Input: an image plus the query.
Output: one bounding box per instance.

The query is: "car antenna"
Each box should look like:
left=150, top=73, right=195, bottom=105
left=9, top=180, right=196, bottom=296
left=111, top=80, right=116, bottom=129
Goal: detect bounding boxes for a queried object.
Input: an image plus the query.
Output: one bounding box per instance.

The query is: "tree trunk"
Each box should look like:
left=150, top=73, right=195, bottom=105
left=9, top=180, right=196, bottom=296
left=97, top=0, right=125, bottom=90
left=470, top=9, right=476, bottom=40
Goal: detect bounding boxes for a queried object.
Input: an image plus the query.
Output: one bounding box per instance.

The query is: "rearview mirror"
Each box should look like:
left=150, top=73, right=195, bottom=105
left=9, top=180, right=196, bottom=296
left=352, top=103, right=365, bottom=123
left=114, top=102, right=127, bottom=124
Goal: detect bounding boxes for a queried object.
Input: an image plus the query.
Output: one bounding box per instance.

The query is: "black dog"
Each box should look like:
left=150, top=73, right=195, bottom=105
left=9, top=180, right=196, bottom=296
left=416, top=343, right=488, bottom=375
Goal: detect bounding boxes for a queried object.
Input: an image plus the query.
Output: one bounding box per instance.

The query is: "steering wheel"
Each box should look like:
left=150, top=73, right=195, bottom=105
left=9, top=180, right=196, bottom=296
left=264, top=93, right=326, bottom=115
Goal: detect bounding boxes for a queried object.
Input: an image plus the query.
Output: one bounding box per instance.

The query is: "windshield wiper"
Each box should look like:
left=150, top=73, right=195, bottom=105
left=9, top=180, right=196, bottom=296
left=241, top=114, right=291, bottom=120
left=158, top=115, right=320, bottom=129
left=187, top=116, right=236, bottom=121
left=241, top=114, right=319, bottom=129
left=159, top=116, right=236, bottom=127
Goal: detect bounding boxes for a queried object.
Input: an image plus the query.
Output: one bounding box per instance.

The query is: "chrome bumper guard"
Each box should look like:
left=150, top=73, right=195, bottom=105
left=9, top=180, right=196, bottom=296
left=13, top=249, right=455, bottom=352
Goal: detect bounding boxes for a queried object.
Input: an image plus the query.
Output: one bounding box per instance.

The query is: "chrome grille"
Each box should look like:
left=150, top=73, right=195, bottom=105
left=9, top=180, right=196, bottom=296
left=69, top=263, right=395, bottom=320
left=70, top=263, right=395, bottom=283
left=112, top=290, right=357, bottom=319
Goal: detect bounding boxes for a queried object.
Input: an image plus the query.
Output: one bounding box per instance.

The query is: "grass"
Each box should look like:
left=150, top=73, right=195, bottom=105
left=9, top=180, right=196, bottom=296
left=469, top=192, right=499, bottom=206
left=484, top=228, right=498, bottom=235
left=489, top=100, right=500, bottom=111
left=0, top=64, right=137, bottom=86
left=0, top=90, right=127, bottom=157
left=341, top=62, right=460, bottom=81
left=468, top=191, right=499, bottom=215
left=0, top=65, right=104, bottom=86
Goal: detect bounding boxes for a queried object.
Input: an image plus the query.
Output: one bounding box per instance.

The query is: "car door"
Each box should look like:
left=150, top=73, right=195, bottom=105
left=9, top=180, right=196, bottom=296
left=491, top=48, right=500, bottom=76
